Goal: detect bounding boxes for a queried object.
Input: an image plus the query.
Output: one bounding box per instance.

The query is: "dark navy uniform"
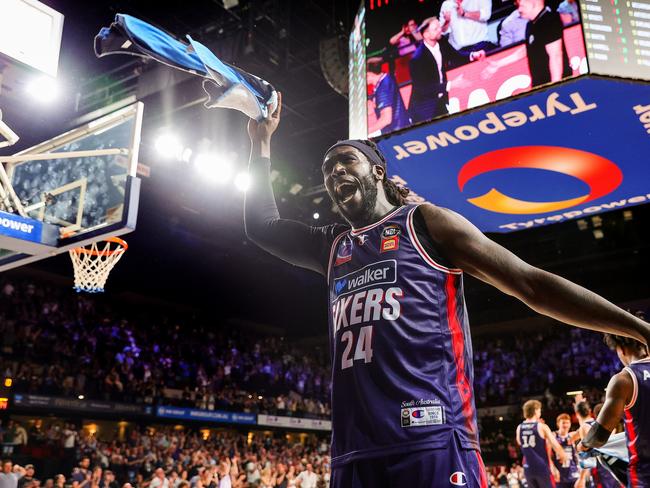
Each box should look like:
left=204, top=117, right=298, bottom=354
left=554, top=432, right=579, bottom=488
left=327, top=205, right=487, bottom=487
left=518, top=420, right=555, bottom=488
left=623, top=358, right=650, bottom=488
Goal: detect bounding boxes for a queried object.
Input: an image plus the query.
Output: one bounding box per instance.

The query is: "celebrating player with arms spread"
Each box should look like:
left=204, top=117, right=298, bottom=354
left=244, top=94, right=650, bottom=488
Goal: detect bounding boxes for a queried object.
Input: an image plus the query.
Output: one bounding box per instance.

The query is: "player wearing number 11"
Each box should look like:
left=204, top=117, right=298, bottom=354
left=244, top=94, right=650, bottom=488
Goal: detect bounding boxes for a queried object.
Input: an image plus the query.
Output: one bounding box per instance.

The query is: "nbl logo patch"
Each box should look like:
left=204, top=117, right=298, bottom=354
left=380, top=224, right=401, bottom=253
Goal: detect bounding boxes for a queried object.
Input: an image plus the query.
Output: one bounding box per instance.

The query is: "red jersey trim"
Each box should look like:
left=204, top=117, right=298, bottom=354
left=624, top=409, right=639, bottom=487
left=444, top=273, right=477, bottom=440
left=406, top=205, right=462, bottom=275
left=623, top=367, right=639, bottom=410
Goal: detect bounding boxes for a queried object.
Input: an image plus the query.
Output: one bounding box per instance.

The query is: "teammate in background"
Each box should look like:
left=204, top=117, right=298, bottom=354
left=574, top=399, right=599, bottom=488
left=591, top=403, right=624, bottom=488
left=580, top=334, right=650, bottom=487
left=366, top=58, right=410, bottom=136
left=554, top=413, right=585, bottom=488
left=245, top=94, right=650, bottom=487
left=517, top=400, right=568, bottom=488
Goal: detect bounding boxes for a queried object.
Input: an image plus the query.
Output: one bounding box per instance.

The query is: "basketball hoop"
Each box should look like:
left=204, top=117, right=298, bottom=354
left=69, top=237, right=128, bottom=293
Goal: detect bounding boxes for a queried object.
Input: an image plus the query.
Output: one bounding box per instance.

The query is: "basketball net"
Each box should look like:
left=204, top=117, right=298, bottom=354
left=69, top=237, right=127, bottom=293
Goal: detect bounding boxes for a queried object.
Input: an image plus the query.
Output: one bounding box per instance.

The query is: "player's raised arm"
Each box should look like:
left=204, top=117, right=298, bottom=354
left=539, top=423, right=568, bottom=464
left=244, top=93, right=345, bottom=276
left=418, top=204, right=650, bottom=346
left=582, top=372, right=633, bottom=449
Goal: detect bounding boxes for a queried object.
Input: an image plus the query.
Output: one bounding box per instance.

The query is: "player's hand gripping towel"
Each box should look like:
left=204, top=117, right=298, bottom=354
left=94, top=14, right=278, bottom=121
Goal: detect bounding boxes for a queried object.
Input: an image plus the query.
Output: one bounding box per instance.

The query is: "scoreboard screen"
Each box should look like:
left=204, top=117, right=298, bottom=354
left=358, top=0, right=588, bottom=138
left=582, top=0, right=650, bottom=78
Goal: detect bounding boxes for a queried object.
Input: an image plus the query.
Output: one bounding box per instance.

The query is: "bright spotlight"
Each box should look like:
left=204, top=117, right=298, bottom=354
left=194, top=152, right=233, bottom=183
left=154, top=134, right=184, bottom=159
left=234, top=172, right=251, bottom=192
left=313, top=212, right=320, bottom=220
left=26, top=76, right=60, bottom=104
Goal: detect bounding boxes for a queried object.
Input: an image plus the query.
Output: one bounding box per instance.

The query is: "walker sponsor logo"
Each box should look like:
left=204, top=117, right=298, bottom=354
left=378, top=78, right=650, bottom=233
left=0, top=211, right=42, bottom=243
left=333, top=260, right=396, bottom=298
left=156, top=406, right=256, bottom=425
left=257, top=414, right=332, bottom=431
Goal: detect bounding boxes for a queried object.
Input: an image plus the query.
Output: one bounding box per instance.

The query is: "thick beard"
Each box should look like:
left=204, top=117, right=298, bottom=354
left=338, top=173, right=378, bottom=226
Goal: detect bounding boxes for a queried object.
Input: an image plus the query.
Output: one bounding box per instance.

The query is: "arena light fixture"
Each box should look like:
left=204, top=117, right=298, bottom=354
left=78, top=394, right=85, bottom=400
left=194, top=152, right=233, bottom=183
left=313, top=212, right=320, bottom=220
left=154, top=133, right=184, bottom=159
left=234, top=172, right=251, bottom=192
left=26, top=75, right=60, bottom=104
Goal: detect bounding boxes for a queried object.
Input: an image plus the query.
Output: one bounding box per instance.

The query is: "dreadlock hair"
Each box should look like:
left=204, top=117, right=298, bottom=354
left=603, top=333, right=648, bottom=356
left=356, top=139, right=411, bottom=206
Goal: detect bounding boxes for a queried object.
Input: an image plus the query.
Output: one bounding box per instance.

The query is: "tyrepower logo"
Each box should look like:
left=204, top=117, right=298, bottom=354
left=333, top=260, right=396, bottom=298
left=458, top=146, right=622, bottom=215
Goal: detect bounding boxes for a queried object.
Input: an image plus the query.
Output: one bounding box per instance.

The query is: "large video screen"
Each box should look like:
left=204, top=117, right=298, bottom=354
left=582, top=0, right=650, bottom=79
left=364, top=0, right=588, bottom=137
left=349, top=4, right=368, bottom=139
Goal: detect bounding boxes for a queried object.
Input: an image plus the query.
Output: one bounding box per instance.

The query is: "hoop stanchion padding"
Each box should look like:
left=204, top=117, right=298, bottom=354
left=69, top=237, right=127, bottom=293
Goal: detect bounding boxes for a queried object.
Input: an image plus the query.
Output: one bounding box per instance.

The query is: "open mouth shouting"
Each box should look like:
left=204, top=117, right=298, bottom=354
left=335, top=180, right=360, bottom=206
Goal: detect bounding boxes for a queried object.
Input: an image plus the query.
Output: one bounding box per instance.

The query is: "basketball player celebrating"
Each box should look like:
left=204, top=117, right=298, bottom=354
left=517, top=400, right=568, bottom=488
left=580, top=334, right=650, bottom=487
left=244, top=95, right=650, bottom=487
left=554, top=413, right=585, bottom=488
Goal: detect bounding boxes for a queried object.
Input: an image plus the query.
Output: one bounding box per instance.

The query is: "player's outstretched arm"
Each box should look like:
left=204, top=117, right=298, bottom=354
left=419, top=204, right=650, bottom=346
left=582, top=371, right=633, bottom=449
left=244, top=93, right=344, bottom=276
left=540, top=423, right=568, bottom=464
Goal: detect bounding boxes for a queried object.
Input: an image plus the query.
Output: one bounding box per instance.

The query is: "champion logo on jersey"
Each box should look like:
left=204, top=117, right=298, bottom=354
left=334, top=237, right=353, bottom=266
left=356, top=234, right=368, bottom=246
left=411, top=409, right=425, bottom=418
left=449, top=472, right=467, bottom=486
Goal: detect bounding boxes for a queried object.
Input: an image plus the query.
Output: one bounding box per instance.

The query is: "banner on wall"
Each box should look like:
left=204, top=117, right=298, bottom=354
left=257, top=414, right=332, bottom=431
left=377, top=77, right=650, bottom=233
left=156, top=406, right=257, bottom=425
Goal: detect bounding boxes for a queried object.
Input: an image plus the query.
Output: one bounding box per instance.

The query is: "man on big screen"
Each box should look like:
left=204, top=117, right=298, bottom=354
left=483, top=0, right=572, bottom=85
left=408, top=17, right=483, bottom=123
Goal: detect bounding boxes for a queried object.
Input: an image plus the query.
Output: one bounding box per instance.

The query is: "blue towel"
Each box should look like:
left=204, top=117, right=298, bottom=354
left=95, top=14, right=277, bottom=121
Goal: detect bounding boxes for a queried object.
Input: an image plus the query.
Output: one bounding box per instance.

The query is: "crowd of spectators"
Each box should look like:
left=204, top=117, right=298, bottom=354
left=0, top=424, right=331, bottom=488
left=1, top=275, right=646, bottom=487
left=0, top=279, right=330, bottom=419
left=473, top=327, right=623, bottom=406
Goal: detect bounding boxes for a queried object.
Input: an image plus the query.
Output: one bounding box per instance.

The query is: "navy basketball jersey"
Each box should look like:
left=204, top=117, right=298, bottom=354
left=554, top=432, right=579, bottom=483
left=518, top=421, right=551, bottom=475
left=623, top=358, right=650, bottom=487
left=326, top=205, right=479, bottom=466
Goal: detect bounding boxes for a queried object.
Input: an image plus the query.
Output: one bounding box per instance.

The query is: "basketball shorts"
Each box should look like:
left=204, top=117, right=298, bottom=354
left=524, top=469, right=556, bottom=488
left=330, top=435, right=488, bottom=488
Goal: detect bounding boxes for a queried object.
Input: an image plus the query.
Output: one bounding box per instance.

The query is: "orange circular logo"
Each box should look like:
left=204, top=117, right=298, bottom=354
left=458, top=146, right=623, bottom=214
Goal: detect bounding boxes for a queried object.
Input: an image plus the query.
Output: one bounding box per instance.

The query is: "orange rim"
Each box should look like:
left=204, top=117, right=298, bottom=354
left=72, top=236, right=128, bottom=256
